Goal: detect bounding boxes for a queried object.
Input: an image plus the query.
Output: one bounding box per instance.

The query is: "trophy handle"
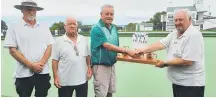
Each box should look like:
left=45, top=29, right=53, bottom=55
left=152, top=53, right=157, bottom=59
left=123, top=46, right=129, bottom=49
left=146, top=52, right=157, bottom=60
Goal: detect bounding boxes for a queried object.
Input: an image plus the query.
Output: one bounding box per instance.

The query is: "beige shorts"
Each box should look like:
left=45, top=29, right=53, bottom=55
left=92, top=65, right=116, bottom=97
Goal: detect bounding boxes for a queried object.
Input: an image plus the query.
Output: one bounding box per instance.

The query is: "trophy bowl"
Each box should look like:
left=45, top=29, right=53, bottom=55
left=116, top=52, right=159, bottom=65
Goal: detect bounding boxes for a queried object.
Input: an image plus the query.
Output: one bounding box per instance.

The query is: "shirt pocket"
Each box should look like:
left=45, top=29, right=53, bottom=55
left=79, top=49, right=88, bottom=57
left=78, top=43, right=89, bottom=57
left=172, top=41, right=183, bottom=58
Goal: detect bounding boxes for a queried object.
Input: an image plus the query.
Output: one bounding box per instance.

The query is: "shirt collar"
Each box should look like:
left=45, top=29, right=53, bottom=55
left=21, top=18, right=40, bottom=27
left=63, top=33, right=80, bottom=44
left=99, top=19, right=113, bottom=29
left=176, top=24, right=193, bottom=39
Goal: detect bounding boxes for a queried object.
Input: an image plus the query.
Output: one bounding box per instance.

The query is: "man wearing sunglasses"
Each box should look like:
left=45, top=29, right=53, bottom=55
left=3, top=0, right=54, bottom=97
left=90, top=4, right=136, bottom=97
left=52, top=17, right=92, bottom=97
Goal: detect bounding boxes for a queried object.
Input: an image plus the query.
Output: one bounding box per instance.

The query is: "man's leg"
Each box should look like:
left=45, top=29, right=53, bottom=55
left=75, top=81, right=88, bottom=97
left=172, top=84, right=205, bottom=97
left=93, top=65, right=111, bottom=97
left=172, top=84, right=178, bottom=97
left=58, top=86, right=74, bottom=97
left=107, top=93, right=113, bottom=97
left=15, top=77, right=34, bottom=97
left=107, top=65, right=116, bottom=97
left=34, top=74, right=51, bottom=97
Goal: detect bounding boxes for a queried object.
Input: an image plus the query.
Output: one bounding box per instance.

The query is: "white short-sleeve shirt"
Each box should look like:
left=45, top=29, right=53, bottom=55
left=160, top=24, right=205, bottom=86
left=52, top=34, right=90, bottom=86
left=3, top=19, right=54, bottom=78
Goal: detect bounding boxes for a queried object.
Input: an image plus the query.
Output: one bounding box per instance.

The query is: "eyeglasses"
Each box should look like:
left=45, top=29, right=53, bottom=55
left=73, top=45, right=79, bottom=56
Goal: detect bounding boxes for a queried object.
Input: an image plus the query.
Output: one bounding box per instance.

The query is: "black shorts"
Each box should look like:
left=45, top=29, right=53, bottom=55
left=58, top=81, right=88, bottom=97
left=172, top=83, right=205, bottom=97
left=15, top=73, right=51, bottom=97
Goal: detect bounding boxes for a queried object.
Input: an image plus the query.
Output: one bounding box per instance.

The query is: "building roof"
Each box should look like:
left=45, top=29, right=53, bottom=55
left=140, top=23, right=153, bottom=27
left=203, top=15, right=216, bottom=19
left=167, top=6, right=197, bottom=12
left=204, top=27, right=216, bottom=31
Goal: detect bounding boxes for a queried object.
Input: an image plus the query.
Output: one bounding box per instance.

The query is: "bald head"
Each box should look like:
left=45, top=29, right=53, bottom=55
left=65, top=16, right=78, bottom=25
left=64, top=16, right=78, bottom=34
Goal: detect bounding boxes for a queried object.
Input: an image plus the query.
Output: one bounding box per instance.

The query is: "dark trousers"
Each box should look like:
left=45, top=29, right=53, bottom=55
left=58, top=81, right=88, bottom=97
left=172, top=84, right=205, bottom=97
left=15, top=74, right=51, bottom=97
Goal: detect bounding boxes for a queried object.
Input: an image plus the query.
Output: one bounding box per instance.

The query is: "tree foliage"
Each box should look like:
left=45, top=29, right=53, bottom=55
left=146, top=11, right=166, bottom=30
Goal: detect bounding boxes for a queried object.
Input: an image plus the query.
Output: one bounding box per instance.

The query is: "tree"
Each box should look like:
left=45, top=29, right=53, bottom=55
left=77, top=21, right=82, bottom=27
left=50, top=22, right=64, bottom=31
left=80, top=25, right=92, bottom=33
left=1, top=20, right=8, bottom=36
left=146, top=11, right=166, bottom=31
left=50, top=22, right=65, bottom=35
left=125, top=23, right=136, bottom=32
left=1, top=20, right=7, bottom=31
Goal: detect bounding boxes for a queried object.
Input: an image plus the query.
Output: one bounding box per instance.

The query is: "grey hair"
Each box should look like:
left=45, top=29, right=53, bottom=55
left=101, top=4, right=114, bottom=13
left=174, top=8, right=192, bottom=20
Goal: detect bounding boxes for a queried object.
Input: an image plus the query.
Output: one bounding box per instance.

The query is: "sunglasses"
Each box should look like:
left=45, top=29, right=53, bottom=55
left=73, top=45, right=79, bottom=56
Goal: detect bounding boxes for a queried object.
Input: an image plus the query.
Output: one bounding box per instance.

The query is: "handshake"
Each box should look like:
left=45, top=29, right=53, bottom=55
left=122, top=48, right=146, bottom=58
left=121, top=47, right=168, bottom=68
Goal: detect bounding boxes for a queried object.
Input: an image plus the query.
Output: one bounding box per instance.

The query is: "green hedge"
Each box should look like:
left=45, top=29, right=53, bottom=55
left=80, top=33, right=216, bottom=37
left=1, top=33, right=216, bottom=40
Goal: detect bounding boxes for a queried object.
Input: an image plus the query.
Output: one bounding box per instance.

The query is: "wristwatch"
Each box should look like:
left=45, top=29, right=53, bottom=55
left=163, top=62, right=169, bottom=67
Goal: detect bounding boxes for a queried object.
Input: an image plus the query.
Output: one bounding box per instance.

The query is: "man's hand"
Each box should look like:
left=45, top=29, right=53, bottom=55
left=39, top=60, right=46, bottom=67
left=30, top=62, right=43, bottom=73
left=134, top=48, right=146, bottom=56
left=155, top=60, right=166, bottom=68
left=87, top=66, right=92, bottom=80
left=125, top=49, right=136, bottom=58
left=54, top=76, right=61, bottom=88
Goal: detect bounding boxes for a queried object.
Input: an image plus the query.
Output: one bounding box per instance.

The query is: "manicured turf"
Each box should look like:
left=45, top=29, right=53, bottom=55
left=1, top=37, right=216, bottom=97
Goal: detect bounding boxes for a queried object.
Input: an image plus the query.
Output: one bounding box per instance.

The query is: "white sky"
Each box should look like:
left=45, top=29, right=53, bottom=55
left=1, top=0, right=216, bottom=17
left=1, top=0, right=216, bottom=25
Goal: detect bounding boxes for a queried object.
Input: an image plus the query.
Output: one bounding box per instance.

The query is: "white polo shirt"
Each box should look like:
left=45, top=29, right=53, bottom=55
left=52, top=34, right=90, bottom=86
left=3, top=19, right=54, bottom=78
left=160, top=24, right=205, bottom=86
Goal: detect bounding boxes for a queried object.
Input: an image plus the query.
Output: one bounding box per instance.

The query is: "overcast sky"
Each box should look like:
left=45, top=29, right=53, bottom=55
left=1, top=0, right=216, bottom=25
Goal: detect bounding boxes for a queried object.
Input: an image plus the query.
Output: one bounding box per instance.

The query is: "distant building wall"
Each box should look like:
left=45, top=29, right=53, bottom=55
left=136, top=23, right=153, bottom=31
left=203, top=19, right=216, bottom=30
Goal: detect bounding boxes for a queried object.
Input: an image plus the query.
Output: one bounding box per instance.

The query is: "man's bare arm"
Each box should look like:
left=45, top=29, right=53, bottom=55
left=9, top=47, right=32, bottom=68
left=52, top=59, right=59, bottom=79
left=103, top=42, right=125, bottom=53
left=86, top=55, right=91, bottom=67
left=40, top=45, right=52, bottom=65
left=139, top=41, right=165, bottom=53
left=52, top=59, right=61, bottom=88
left=166, top=58, right=193, bottom=66
left=9, top=47, right=43, bottom=72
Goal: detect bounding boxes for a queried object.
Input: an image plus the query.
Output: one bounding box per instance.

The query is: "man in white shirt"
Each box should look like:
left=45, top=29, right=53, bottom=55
left=3, top=0, right=54, bottom=97
left=52, top=16, right=92, bottom=97
left=135, top=9, right=205, bottom=97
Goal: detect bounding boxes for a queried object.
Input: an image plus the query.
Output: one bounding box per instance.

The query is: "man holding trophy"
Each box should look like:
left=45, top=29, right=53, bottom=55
left=90, top=4, right=136, bottom=97
left=135, top=9, right=205, bottom=97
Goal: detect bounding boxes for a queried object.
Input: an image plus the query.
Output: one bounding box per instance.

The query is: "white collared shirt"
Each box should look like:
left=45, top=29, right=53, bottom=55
left=52, top=34, right=90, bottom=86
left=160, top=24, right=205, bottom=86
left=3, top=19, right=54, bottom=78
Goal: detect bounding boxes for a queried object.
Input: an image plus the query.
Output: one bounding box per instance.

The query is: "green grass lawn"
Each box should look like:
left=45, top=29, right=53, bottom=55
left=1, top=37, right=216, bottom=97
